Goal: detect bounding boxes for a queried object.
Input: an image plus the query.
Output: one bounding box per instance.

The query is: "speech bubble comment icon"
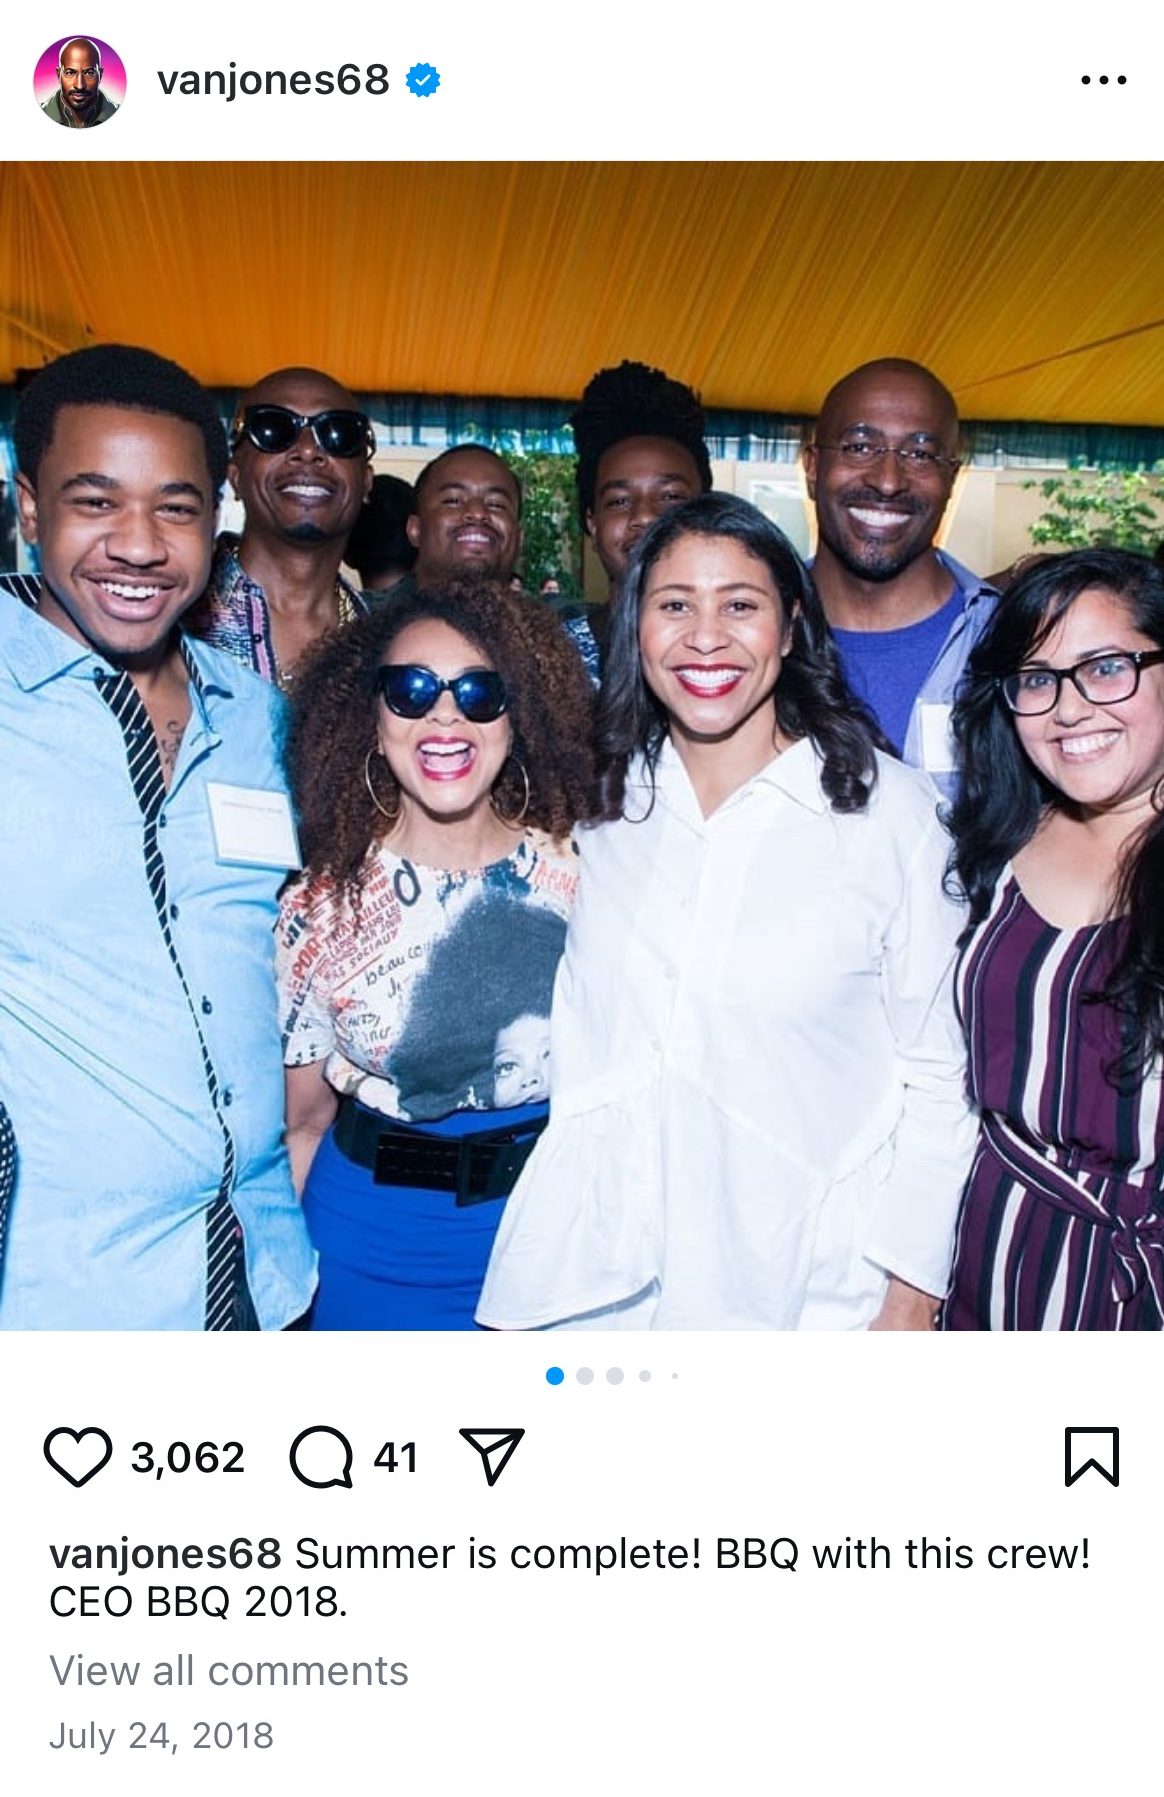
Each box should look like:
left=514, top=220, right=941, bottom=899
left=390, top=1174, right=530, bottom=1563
left=44, top=1427, right=113, bottom=1488
left=289, top=1425, right=354, bottom=1490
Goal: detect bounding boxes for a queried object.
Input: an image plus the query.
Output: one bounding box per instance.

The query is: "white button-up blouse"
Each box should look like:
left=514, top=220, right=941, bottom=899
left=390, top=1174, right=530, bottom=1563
left=477, top=736, right=977, bottom=1330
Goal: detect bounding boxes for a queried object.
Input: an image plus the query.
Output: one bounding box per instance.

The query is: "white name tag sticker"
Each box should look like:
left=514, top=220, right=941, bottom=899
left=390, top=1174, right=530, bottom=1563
left=919, top=702, right=956, bottom=775
left=206, top=783, right=301, bottom=870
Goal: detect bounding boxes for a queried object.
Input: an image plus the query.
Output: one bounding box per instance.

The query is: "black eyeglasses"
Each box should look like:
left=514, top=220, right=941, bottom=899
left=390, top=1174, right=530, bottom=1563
left=231, top=405, right=375, bottom=459
left=812, top=437, right=960, bottom=475
left=998, top=648, right=1164, bottom=716
left=376, top=664, right=509, bottom=723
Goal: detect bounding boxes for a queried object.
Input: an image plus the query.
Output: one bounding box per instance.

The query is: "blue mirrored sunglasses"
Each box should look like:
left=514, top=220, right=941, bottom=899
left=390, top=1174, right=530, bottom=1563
left=376, top=664, right=508, bottom=723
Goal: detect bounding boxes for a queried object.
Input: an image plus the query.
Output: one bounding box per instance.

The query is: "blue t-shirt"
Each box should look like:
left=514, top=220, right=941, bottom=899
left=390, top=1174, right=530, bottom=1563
left=832, top=586, right=965, bottom=755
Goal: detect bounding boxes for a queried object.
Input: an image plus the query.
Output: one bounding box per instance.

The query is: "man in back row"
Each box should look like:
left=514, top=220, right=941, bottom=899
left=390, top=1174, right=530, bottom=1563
left=400, top=443, right=523, bottom=591
left=804, top=357, right=998, bottom=790
left=0, top=345, right=315, bottom=1329
left=562, top=359, right=713, bottom=678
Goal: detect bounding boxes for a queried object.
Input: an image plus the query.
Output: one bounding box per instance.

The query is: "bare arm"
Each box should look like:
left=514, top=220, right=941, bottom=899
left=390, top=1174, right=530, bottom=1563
left=868, top=1274, right=939, bottom=1332
left=285, top=1062, right=339, bottom=1196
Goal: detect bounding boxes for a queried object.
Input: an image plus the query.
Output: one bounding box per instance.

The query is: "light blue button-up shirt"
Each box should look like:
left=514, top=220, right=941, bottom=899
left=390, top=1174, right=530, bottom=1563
left=0, top=582, right=317, bottom=1329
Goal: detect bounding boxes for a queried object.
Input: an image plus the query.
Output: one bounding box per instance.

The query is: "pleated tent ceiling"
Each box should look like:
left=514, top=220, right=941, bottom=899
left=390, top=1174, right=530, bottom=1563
left=2, top=161, right=1163, bottom=428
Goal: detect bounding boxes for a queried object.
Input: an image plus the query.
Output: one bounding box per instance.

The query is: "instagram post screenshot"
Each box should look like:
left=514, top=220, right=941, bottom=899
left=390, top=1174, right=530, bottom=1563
left=0, top=9, right=1160, bottom=1792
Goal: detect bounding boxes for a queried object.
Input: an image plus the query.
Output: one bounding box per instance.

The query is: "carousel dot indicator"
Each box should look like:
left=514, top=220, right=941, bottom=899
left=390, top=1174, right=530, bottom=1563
left=606, top=1367, right=624, bottom=1385
left=545, top=1366, right=565, bottom=1386
left=639, top=1370, right=651, bottom=1382
left=577, top=1367, right=594, bottom=1385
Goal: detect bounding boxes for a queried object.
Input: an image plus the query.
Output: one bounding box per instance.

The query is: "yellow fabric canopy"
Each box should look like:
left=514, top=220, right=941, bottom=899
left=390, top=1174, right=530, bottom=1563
left=2, top=161, right=1162, bottom=424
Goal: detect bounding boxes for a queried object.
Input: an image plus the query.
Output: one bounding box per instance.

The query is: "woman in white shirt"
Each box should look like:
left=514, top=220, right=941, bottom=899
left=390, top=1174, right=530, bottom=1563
left=478, top=494, right=976, bottom=1330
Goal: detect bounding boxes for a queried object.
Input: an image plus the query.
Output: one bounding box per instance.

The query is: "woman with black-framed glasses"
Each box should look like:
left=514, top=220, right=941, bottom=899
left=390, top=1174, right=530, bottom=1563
left=943, top=548, right=1164, bottom=1330
left=275, top=584, right=596, bottom=1329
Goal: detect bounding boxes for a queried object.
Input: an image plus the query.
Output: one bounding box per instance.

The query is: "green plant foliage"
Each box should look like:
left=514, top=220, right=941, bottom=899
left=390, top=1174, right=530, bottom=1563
left=506, top=447, right=583, bottom=600
left=1025, top=468, right=1164, bottom=554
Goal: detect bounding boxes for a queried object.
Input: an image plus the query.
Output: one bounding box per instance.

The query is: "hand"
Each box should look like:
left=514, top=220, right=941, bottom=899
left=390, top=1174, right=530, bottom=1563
left=869, top=1275, right=939, bottom=1331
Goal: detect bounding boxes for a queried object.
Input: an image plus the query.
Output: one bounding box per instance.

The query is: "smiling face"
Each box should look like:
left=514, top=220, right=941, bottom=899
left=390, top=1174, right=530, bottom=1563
left=1011, top=586, right=1164, bottom=818
left=638, top=531, right=794, bottom=757
left=407, top=449, right=521, bottom=585
left=587, top=436, right=705, bottom=589
left=375, top=618, right=514, bottom=828
left=804, top=365, right=958, bottom=583
left=16, top=403, right=215, bottom=667
left=229, top=368, right=372, bottom=549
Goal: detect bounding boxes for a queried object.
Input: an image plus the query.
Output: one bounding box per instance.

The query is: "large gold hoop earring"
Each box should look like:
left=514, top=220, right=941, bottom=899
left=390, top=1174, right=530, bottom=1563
left=491, top=756, right=531, bottom=827
left=364, top=749, right=400, bottom=822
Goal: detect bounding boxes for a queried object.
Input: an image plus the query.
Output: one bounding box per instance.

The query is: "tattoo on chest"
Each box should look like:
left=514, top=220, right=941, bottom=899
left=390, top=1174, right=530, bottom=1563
left=157, top=718, right=186, bottom=783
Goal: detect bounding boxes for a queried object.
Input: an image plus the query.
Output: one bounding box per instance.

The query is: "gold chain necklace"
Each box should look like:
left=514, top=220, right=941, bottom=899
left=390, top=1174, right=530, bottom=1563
left=276, top=580, right=356, bottom=692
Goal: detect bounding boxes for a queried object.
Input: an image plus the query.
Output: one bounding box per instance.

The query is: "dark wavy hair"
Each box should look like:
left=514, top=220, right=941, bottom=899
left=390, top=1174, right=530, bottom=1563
left=570, top=360, right=713, bottom=525
left=596, top=492, right=883, bottom=819
left=947, top=547, right=1164, bottom=1075
left=287, top=582, right=597, bottom=903
left=14, top=343, right=228, bottom=492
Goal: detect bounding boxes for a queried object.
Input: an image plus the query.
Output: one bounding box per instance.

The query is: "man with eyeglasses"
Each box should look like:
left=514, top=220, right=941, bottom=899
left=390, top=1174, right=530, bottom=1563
left=804, top=357, right=998, bottom=792
left=189, top=366, right=374, bottom=689
left=0, top=344, right=316, bottom=1329
left=42, top=38, right=118, bottom=129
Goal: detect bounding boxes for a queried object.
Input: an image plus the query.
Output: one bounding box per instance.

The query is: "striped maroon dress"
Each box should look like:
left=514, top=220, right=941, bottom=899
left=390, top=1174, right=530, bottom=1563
left=942, top=876, right=1164, bottom=1330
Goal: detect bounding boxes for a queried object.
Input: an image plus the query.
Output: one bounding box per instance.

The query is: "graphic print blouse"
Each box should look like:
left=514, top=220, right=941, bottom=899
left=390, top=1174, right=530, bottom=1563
left=276, top=831, right=580, bottom=1122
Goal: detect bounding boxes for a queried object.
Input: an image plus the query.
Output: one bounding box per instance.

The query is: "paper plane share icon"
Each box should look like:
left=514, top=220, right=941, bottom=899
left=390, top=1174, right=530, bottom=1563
left=459, top=1428, right=525, bottom=1487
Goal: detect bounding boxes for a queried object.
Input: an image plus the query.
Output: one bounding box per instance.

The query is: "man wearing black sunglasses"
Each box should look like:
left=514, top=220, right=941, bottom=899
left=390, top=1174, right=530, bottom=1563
left=189, top=366, right=373, bottom=689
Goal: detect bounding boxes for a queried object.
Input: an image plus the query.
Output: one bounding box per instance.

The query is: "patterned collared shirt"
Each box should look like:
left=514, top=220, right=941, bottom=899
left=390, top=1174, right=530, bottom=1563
left=187, top=533, right=367, bottom=688
left=0, top=576, right=317, bottom=1330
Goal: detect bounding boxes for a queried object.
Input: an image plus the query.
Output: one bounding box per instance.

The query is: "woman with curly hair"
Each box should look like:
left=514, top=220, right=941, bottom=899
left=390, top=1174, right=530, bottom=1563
left=479, top=493, right=975, bottom=1331
left=943, top=549, right=1164, bottom=1330
left=276, top=582, right=596, bottom=1329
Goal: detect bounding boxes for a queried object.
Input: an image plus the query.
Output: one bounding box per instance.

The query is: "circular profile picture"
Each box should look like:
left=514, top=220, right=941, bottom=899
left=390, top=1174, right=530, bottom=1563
left=35, top=36, right=125, bottom=129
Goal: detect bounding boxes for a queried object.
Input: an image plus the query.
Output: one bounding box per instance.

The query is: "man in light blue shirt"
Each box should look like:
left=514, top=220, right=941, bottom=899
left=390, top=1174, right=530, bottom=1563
left=804, top=358, right=998, bottom=795
left=0, top=344, right=316, bottom=1329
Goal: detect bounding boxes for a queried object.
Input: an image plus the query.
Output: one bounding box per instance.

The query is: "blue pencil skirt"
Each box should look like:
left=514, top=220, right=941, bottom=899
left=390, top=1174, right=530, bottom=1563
left=303, top=1102, right=547, bottom=1331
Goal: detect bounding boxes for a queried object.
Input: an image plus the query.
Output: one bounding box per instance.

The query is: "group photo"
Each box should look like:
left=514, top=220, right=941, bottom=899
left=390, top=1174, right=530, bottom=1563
left=1, top=160, right=1162, bottom=1332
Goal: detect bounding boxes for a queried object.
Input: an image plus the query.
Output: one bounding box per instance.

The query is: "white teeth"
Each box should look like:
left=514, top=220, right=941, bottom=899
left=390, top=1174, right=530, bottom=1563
left=419, top=741, right=471, bottom=759
left=1059, top=732, right=1118, bottom=756
left=849, top=507, right=912, bottom=528
left=283, top=483, right=330, bottom=497
left=98, top=582, right=161, bottom=600
left=676, top=667, right=741, bottom=691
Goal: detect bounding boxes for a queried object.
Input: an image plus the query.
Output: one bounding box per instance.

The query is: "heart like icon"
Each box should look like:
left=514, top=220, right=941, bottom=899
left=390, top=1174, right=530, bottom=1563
left=43, top=1427, right=114, bottom=1488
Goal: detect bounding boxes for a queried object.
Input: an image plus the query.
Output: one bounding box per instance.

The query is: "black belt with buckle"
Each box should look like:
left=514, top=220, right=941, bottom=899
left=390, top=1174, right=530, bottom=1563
left=333, top=1098, right=546, bottom=1206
